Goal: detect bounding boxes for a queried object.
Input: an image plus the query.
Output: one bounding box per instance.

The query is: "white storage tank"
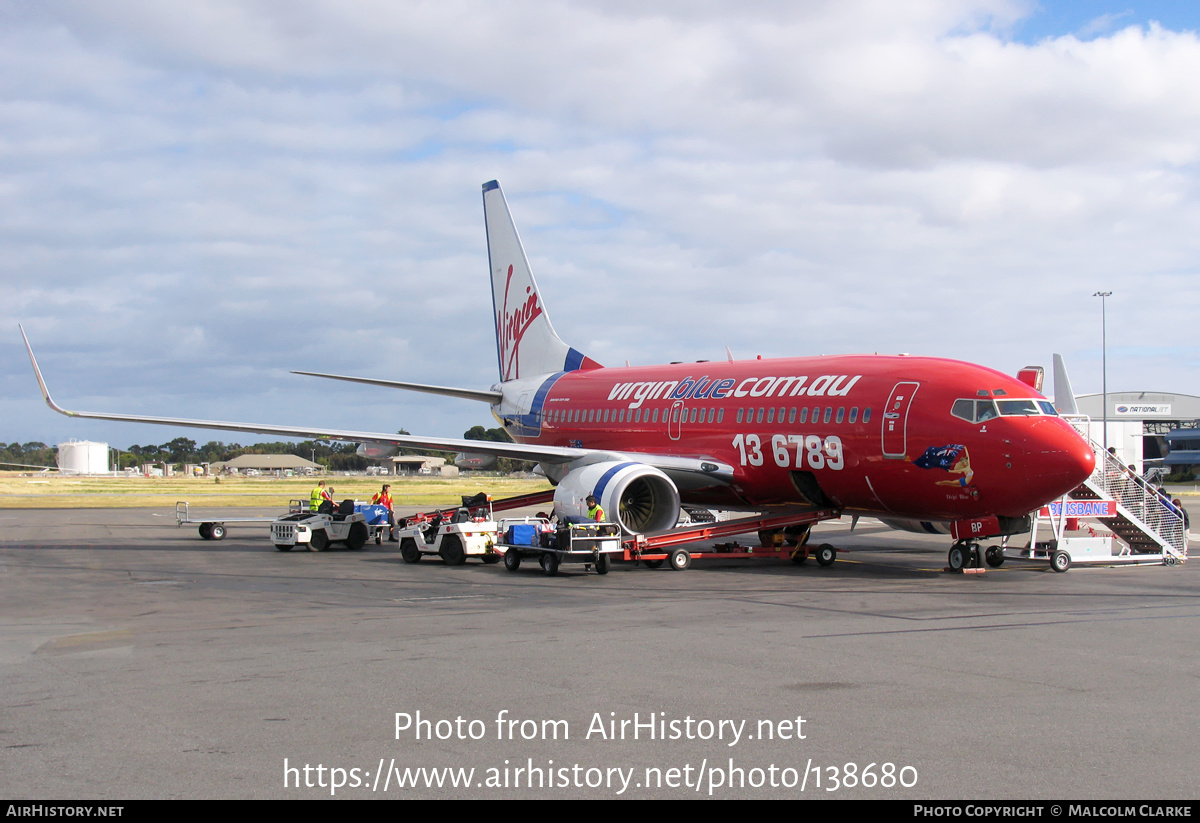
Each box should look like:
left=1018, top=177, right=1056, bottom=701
left=56, top=440, right=109, bottom=474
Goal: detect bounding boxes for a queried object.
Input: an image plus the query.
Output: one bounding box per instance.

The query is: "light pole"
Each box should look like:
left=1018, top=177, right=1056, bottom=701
left=1093, top=291, right=1112, bottom=452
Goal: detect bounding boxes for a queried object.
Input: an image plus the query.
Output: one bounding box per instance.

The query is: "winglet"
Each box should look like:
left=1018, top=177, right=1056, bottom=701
left=20, top=325, right=75, bottom=418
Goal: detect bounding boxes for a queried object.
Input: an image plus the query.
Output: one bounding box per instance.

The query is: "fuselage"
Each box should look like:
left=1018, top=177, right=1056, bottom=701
left=492, top=354, right=1095, bottom=522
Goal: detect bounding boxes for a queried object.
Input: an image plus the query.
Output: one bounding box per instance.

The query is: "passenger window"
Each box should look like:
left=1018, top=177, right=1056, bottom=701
left=788, top=407, right=796, bottom=424
left=767, top=408, right=775, bottom=424
left=823, top=407, right=832, bottom=424
left=737, top=408, right=744, bottom=424
left=863, top=408, right=872, bottom=423
left=849, top=407, right=858, bottom=423
left=652, top=409, right=659, bottom=423
left=800, top=408, right=808, bottom=424
left=756, top=408, right=765, bottom=424
left=836, top=408, right=845, bottom=424
left=717, top=409, right=724, bottom=423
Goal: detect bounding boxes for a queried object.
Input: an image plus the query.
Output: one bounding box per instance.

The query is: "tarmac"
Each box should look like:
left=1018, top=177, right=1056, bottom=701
left=1, top=503, right=1197, bottom=799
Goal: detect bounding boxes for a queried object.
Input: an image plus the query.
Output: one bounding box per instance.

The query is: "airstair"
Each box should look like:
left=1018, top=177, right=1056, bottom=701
left=1065, top=418, right=1188, bottom=564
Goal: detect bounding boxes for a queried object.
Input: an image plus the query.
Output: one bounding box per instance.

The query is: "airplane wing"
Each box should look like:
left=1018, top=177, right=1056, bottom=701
left=21, top=328, right=734, bottom=478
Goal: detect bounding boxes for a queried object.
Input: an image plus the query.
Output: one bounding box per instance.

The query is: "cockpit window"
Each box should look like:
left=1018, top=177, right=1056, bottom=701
left=996, top=399, right=1039, bottom=416
left=951, top=398, right=1000, bottom=423
left=1037, top=400, right=1058, bottom=415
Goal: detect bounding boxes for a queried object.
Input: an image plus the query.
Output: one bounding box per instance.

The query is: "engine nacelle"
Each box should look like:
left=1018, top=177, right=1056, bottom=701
left=554, top=461, right=681, bottom=534
left=356, top=442, right=399, bottom=459
left=454, top=452, right=497, bottom=470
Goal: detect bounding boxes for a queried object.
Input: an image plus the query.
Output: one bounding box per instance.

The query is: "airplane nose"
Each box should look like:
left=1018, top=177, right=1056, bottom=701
left=1019, top=419, right=1097, bottom=505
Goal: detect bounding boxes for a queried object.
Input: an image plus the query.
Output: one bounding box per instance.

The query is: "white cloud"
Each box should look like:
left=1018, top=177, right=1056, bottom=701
left=3, top=0, right=1199, bottom=447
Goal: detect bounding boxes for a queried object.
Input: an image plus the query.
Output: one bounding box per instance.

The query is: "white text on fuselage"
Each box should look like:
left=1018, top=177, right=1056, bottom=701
left=607, top=374, right=862, bottom=409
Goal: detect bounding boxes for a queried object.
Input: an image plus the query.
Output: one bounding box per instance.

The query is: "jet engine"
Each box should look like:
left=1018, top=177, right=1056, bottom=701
left=553, top=461, right=681, bottom=534
left=454, top=452, right=497, bottom=470
left=356, top=442, right=399, bottom=459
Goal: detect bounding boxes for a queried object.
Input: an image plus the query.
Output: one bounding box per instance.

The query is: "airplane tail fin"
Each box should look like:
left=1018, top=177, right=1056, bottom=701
left=483, top=180, right=600, bottom=381
left=1052, top=353, right=1079, bottom=415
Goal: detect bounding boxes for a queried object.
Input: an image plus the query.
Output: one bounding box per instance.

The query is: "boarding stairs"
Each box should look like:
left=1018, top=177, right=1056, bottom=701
left=1066, top=418, right=1187, bottom=563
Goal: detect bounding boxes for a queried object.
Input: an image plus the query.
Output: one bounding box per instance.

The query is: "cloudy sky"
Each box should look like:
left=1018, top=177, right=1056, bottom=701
left=3, top=0, right=1198, bottom=449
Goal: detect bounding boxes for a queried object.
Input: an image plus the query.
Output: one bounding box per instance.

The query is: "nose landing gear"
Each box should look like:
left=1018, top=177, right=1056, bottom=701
left=947, top=540, right=993, bottom=573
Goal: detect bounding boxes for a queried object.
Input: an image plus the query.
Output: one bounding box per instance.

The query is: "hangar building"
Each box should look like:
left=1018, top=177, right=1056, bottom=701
left=1074, top=391, right=1200, bottom=472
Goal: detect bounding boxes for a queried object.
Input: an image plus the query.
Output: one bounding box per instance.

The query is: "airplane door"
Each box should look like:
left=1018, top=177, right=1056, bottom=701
left=668, top=400, right=684, bottom=441
left=882, top=382, right=919, bottom=459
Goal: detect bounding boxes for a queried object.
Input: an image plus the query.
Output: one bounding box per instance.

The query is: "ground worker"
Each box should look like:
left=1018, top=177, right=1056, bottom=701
left=372, top=484, right=398, bottom=540
left=309, top=480, right=330, bottom=512
left=585, top=495, right=605, bottom=522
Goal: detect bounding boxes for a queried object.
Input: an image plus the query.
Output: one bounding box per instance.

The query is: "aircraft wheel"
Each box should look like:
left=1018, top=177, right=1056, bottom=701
left=947, top=543, right=966, bottom=573
left=785, top=524, right=811, bottom=547
left=274, top=543, right=292, bottom=552
left=815, top=544, right=837, bottom=567
left=642, top=558, right=664, bottom=569
left=309, top=529, right=330, bottom=552
left=540, top=552, right=559, bottom=576
left=985, top=545, right=1005, bottom=568
left=1051, top=550, right=1071, bottom=573
left=345, top=522, right=368, bottom=551
left=504, top=548, right=521, bottom=572
left=439, top=535, right=466, bottom=565
left=595, top=554, right=610, bottom=575
left=399, top=538, right=421, bottom=563
left=198, top=523, right=212, bottom=540
left=668, top=548, right=691, bottom=571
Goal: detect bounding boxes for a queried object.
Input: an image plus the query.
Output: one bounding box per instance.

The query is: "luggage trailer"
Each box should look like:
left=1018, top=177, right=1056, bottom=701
left=176, top=500, right=284, bottom=541
left=498, top=518, right=624, bottom=576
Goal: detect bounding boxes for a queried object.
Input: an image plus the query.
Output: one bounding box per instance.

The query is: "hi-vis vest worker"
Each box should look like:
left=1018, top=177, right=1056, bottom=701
left=585, top=495, right=605, bottom=522
left=310, top=481, right=329, bottom=512
left=372, top=485, right=393, bottom=510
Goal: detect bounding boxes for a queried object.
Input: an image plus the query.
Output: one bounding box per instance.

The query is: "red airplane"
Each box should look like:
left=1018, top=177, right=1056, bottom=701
left=22, top=180, right=1095, bottom=566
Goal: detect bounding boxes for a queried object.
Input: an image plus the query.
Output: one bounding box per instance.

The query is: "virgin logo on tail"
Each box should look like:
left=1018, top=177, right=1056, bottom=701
left=497, top=264, right=543, bottom=380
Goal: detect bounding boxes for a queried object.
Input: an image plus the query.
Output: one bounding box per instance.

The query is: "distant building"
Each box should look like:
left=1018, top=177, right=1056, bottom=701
left=392, top=455, right=459, bottom=477
left=1074, top=391, right=1200, bottom=471
left=210, top=454, right=322, bottom=474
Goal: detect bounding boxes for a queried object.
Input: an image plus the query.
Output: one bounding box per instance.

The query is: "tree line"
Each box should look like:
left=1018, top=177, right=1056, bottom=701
left=3, top=424, right=529, bottom=473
